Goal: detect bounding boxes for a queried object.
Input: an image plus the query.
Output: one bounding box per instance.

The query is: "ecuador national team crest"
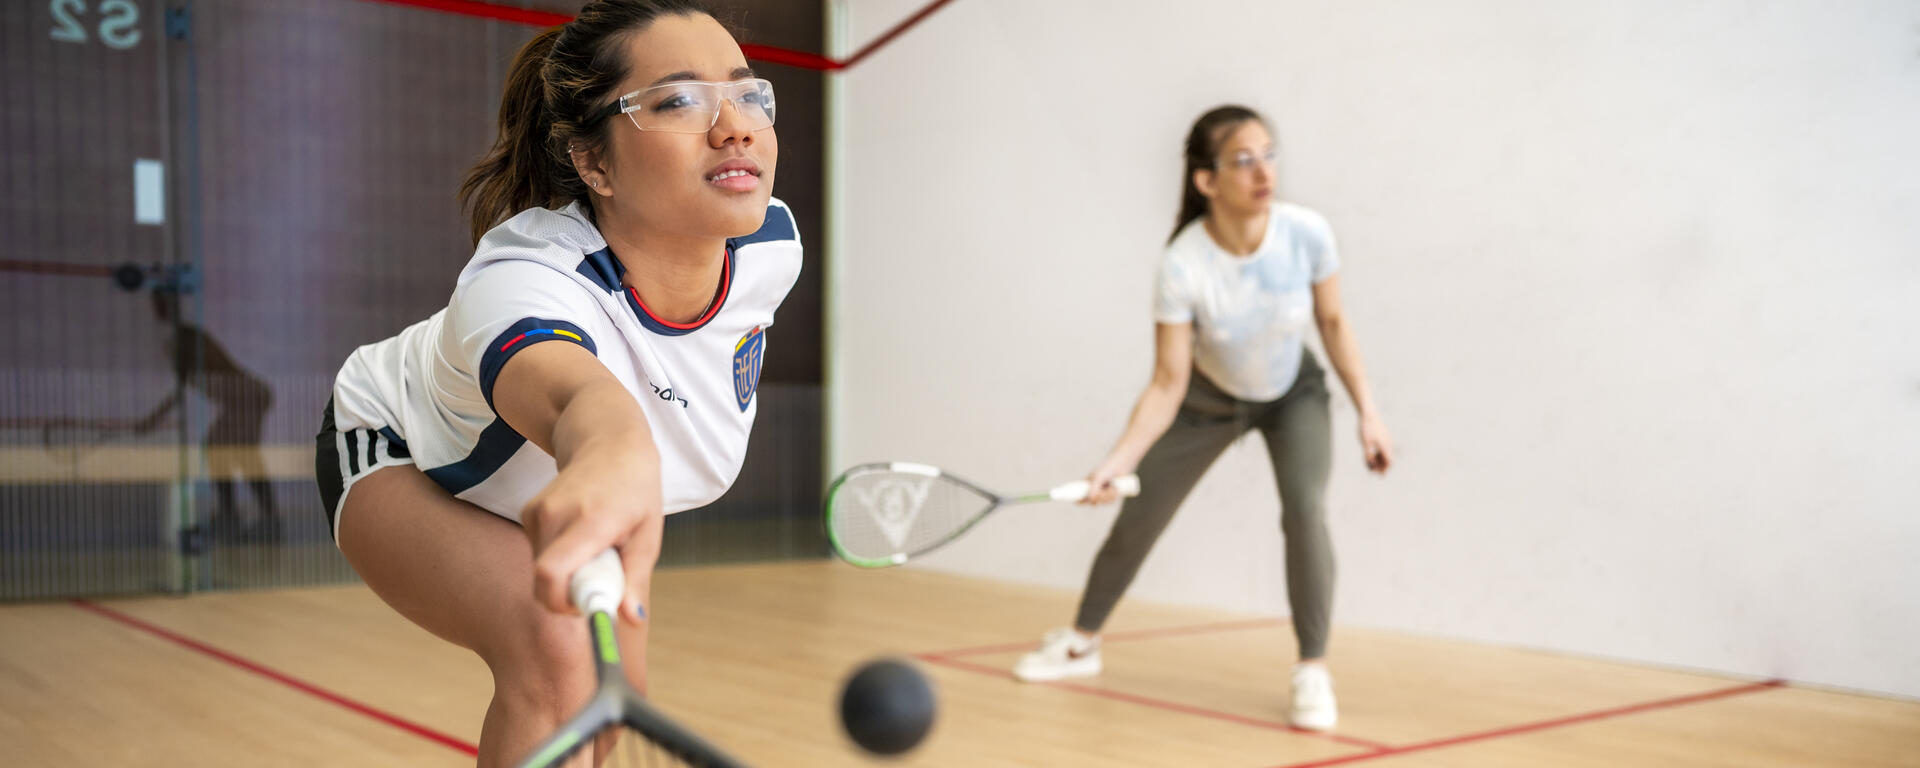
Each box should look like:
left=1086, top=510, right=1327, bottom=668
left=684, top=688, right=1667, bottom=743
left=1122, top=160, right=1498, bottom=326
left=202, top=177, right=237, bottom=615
left=732, top=326, right=765, bottom=412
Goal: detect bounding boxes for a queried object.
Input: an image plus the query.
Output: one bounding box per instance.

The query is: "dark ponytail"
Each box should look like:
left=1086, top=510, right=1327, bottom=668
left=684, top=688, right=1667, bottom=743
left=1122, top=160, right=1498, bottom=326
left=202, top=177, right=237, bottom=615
left=1170, top=105, right=1265, bottom=244
left=458, top=0, right=715, bottom=246
left=460, top=28, right=563, bottom=246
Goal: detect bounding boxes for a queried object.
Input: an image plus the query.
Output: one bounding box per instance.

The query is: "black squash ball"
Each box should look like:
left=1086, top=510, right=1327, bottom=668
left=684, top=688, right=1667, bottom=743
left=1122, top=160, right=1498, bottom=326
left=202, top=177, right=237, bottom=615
left=112, top=263, right=146, bottom=292
left=839, top=658, right=936, bottom=756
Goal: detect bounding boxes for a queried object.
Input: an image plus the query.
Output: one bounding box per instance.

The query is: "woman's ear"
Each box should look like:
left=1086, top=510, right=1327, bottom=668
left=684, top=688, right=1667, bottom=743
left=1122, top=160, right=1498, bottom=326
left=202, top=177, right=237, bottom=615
left=1193, top=167, right=1217, bottom=200
left=568, top=144, right=612, bottom=197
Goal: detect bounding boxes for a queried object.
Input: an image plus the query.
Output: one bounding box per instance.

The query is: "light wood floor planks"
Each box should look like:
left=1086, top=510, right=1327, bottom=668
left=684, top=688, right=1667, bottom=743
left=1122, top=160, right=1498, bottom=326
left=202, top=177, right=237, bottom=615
left=5, top=561, right=1916, bottom=766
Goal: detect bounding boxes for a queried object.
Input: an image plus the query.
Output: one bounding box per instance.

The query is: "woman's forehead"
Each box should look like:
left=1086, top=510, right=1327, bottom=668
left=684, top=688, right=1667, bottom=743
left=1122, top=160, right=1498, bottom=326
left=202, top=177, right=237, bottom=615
left=1218, top=121, right=1271, bottom=151
left=619, top=13, right=748, bottom=87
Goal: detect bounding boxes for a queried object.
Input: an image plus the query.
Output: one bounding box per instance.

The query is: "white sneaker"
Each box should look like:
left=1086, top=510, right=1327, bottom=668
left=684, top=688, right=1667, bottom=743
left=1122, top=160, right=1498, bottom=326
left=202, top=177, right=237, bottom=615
left=1012, top=628, right=1102, bottom=682
left=1290, top=663, right=1338, bottom=730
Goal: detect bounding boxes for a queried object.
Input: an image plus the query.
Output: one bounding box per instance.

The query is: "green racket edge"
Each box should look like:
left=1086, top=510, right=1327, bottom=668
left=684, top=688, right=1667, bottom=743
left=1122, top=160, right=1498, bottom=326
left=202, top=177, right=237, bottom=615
left=823, top=463, right=912, bottom=568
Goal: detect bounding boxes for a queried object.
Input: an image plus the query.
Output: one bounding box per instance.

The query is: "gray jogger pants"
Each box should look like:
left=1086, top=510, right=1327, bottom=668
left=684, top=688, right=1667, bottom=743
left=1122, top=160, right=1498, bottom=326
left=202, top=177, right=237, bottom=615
left=1074, top=352, right=1336, bottom=658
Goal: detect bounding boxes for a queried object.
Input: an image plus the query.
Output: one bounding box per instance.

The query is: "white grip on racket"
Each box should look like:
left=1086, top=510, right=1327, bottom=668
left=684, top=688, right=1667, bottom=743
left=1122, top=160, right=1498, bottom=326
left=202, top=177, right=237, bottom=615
left=569, top=549, right=625, bottom=616
left=1049, top=474, right=1142, bottom=502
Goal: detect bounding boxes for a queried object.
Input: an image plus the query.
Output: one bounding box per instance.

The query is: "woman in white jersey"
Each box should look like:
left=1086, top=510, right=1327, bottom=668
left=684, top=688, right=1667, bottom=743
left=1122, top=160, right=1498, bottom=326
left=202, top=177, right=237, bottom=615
left=314, top=1, right=800, bottom=761
left=1013, top=106, right=1393, bottom=731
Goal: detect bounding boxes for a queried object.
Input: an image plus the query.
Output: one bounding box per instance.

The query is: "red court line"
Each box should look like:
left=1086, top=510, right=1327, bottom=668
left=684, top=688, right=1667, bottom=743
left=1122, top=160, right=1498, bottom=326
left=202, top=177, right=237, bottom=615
left=72, top=600, right=480, bottom=757
left=839, top=0, right=960, bottom=69
left=354, top=0, right=959, bottom=72
left=0, top=259, right=113, bottom=277
left=918, top=654, right=1394, bottom=753
left=360, top=0, right=571, bottom=27
left=1265, top=679, right=1789, bottom=768
left=918, top=619, right=1793, bottom=764
left=925, top=617, right=1288, bottom=659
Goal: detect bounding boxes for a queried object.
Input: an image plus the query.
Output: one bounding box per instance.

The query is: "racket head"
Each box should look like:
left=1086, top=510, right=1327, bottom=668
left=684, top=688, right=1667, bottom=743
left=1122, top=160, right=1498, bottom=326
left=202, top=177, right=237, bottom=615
left=518, top=553, right=749, bottom=768
left=610, top=695, right=747, bottom=767
left=516, top=610, right=749, bottom=768
left=518, top=690, right=746, bottom=767
left=823, top=463, right=1000, bottom=568
left=520, top=690, right=745, bottom=767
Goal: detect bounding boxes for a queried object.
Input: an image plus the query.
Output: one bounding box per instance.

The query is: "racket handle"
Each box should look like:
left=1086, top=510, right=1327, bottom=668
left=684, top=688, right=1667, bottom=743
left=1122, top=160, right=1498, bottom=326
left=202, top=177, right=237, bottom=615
left=1048, top=474, right=1142, bottom=502
left=569, top=549, right=625, bottom=616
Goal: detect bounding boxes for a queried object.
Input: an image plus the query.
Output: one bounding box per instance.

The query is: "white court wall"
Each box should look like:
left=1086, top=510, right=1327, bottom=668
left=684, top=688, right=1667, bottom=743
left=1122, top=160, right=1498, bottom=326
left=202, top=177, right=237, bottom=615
left=825, top=0, right=1920, bottom=698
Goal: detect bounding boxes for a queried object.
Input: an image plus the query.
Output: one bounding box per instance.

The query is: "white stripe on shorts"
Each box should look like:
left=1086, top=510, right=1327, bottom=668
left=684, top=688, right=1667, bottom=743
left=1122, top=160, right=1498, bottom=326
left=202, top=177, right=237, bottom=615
left=336, top=430, right=353, bottom=481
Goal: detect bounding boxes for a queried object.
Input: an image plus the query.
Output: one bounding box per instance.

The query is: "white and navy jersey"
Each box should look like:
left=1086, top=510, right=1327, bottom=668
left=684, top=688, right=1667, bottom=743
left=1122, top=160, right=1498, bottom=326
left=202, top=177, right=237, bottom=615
left=1154, top=202, right=1339, bottom=402
left=328, top=199, right=802, bottom=526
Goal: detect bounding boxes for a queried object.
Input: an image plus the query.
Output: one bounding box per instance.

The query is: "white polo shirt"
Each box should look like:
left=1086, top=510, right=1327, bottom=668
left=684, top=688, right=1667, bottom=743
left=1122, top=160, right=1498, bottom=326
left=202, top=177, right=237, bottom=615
left=1154, top=202, right=1339, bottom=401
left=328, top=199, right=802, bottom=527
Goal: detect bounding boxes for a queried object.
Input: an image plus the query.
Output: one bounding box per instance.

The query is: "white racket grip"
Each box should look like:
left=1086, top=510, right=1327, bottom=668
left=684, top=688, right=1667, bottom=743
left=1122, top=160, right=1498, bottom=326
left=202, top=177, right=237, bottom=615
left=1048, top=474, right=1142, bottom=501
left=569, top=549, right=625, bottom=616
left=1048, top=481, right=1091, bottom=501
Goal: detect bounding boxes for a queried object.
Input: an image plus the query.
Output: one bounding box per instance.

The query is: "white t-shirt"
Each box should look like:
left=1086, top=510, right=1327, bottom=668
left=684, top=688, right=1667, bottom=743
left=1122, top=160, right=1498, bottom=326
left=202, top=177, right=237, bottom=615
left=1153, top=202, right=1339, bottom=402
left=329, top=199, right=802, bottom=522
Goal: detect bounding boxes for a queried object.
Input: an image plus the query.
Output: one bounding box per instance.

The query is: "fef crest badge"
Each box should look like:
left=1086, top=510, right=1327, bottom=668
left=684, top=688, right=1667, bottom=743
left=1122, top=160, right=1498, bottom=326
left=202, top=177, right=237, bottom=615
left=733, top=326, right=765, bottom=412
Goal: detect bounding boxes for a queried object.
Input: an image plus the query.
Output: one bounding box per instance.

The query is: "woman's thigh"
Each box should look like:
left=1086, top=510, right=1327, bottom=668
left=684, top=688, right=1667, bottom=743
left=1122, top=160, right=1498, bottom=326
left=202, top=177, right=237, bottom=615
left=336, top=465, right=649, bottom=684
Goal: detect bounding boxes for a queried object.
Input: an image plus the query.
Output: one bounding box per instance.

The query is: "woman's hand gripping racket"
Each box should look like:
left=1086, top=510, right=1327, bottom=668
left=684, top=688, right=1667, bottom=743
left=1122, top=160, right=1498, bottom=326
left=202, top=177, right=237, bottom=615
left=515, top=549, right=749, bottom=768
left=824, top=463, right=1141, bottom=568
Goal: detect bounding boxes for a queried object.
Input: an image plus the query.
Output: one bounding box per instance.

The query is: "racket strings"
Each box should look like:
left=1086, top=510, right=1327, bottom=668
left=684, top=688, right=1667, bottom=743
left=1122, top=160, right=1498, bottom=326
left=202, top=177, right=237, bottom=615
left=827, top=472, right=995, bottom=560
left=604, top=723, right=714, bottom=767
left=609, top=724, right=671, bottom=766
